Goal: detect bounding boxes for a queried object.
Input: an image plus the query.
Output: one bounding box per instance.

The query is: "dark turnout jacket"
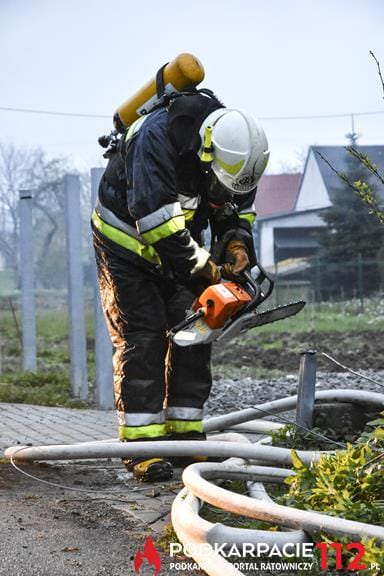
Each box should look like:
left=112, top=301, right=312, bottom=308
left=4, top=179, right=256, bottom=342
left=92, top=94, right=257, bottom=281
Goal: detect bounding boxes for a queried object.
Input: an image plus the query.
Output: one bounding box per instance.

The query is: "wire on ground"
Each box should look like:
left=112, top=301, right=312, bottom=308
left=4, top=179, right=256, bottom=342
left=321, top=352, right=384, bottom=388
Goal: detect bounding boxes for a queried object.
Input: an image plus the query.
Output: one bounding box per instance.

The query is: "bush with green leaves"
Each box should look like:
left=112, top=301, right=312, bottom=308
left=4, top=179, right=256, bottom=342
left=278, top=417, right=384, bottom=573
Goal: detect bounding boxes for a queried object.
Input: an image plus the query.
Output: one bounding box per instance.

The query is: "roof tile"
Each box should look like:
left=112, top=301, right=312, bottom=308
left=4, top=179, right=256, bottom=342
left=255, top=173, right=302, bottom=217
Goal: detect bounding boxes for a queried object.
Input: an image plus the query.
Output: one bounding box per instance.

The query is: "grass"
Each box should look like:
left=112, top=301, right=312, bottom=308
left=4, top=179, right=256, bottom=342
left=0, top=371, right=88, bottom=407
left=0, top=294, right=383, bottom=406
left=157, top=523, right=180, bottom=553
left=0, top=304, right=94, bottom=407
left=243, top=305, right=384, bottom=340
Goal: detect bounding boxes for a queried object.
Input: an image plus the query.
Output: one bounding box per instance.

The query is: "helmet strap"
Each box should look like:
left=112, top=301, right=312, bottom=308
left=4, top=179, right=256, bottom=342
left=155, top=63, right=167, bottom=98
left=200, top=126, right=214, bottom=169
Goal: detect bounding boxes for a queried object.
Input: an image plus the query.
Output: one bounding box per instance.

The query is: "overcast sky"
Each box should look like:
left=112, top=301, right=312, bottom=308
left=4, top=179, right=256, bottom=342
left=1, top=0, right=383, bottom=173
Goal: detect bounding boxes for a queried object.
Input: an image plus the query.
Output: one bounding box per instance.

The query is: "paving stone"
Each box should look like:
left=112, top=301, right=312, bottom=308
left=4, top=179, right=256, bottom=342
left=0, top=403, right=117, bottom=454
left=149, top=513, right=172, bottom=533
left=0, top=402, right=199, bottom=532
left=116, top=505, right=165, bottom=525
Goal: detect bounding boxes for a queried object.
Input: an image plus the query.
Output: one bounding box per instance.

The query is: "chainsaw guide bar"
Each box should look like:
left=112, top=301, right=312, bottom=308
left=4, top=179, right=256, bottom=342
left=172, top=300, right=306, bottom=346
left=171, top=265, right=306, bottom=347
left=216, top=300, right=306, bottom=342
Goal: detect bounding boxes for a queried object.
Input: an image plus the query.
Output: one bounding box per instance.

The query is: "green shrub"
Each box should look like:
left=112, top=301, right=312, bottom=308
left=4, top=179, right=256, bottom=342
left=279, top=421, right=384, bottom=573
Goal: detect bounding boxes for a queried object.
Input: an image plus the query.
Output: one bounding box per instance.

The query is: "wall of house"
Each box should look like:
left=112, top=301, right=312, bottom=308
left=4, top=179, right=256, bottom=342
left=258, top=211, right=326, bottom=266
left=258, top=224, right=274, bottom=266
left=295, top=150, right=332, bottom=211
left=256, top=149, right=340, bottom=267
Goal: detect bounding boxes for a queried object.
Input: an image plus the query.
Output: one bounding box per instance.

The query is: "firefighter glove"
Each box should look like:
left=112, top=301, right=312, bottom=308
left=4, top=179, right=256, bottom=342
left=221, top=239, right=250, bottom=281
left=195, top=258, right=221, bottom=284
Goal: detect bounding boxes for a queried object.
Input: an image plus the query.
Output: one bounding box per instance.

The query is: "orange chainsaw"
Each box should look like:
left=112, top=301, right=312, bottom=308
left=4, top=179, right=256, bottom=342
left=170, top=264, right=305, bottom=346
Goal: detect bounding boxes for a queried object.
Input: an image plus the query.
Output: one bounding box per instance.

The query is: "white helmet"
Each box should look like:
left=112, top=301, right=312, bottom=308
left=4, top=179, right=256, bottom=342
left=198, top=108, right=269, bottom=194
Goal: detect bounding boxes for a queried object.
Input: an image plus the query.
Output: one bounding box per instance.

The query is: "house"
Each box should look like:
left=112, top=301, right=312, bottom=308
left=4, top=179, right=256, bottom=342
left=255, top=145, right=384, bottom=268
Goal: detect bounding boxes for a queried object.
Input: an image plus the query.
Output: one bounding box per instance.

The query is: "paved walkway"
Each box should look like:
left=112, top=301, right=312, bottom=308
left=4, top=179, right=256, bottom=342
left=0, top=403, right=117, bottom=452
left=0, top=403, right=175, bottom=532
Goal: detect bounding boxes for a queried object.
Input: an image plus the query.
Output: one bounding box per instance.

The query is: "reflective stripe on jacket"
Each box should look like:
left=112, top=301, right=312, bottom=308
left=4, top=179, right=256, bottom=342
left=97, top=104, right=258, bottom=274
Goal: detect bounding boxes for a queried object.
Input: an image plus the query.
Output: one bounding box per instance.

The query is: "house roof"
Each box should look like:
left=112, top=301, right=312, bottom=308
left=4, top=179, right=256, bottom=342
left=311, top=145, right=384, bottom=203
left=255, top=173, right=302, bottom=217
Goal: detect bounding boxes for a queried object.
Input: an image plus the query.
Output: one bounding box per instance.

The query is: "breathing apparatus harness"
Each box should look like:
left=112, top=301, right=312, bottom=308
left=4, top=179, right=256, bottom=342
left=98, top=61, right=222, bottom=155
left=98, top=63, right=239, bottom=239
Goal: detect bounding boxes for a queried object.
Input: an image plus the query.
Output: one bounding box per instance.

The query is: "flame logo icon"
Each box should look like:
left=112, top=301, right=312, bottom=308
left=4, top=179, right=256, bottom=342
left=133, top=537, right=161, bottom=575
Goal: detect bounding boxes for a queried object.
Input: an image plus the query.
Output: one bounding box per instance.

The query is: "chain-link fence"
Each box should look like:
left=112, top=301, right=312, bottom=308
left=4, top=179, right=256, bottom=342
left=1, top=231, right=384, bottom=389
left=271, top=258, right=384, bottom=310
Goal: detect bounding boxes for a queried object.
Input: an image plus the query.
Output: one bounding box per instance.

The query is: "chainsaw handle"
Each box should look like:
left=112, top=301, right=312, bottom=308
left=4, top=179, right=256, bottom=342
left=242, top=269, right=262, bottom=301
left=167, top=307, right=205, bottom=337
left=242, top=264, right=274, bottom=312
left=255, top=261, right=274, bottom=301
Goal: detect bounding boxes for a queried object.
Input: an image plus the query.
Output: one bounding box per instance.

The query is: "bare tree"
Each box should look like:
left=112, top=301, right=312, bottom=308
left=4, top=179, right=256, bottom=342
left=0, top=143, right=71, bottom=282
left=278, top=147, right=308, bottom=174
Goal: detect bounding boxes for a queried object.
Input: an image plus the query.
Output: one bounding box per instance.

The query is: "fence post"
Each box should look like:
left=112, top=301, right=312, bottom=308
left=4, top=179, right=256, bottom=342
left=274, top=262, right=279, bottom=306
left=357, top=253, right=364, bottom=313
left=19, top=190, right=37, bottom=372
left=64, top=174, right=88, bottom=399
left=296, top=350, right=317, bottom=428
left=90, top=168, right=114, bottom=409
left=315, top=256, right=321, bottom=309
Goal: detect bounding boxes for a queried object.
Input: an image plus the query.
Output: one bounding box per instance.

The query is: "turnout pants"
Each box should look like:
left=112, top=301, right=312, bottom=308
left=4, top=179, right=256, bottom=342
left=93, top=234, right=212, bottom=441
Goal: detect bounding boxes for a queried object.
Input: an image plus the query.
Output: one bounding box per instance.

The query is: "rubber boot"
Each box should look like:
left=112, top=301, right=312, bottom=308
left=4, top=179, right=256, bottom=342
left=123, top=456, right=173, bottom=482
left=167, top=430, right=208, bottom=467
left=121, top=438, right=173, bottom=482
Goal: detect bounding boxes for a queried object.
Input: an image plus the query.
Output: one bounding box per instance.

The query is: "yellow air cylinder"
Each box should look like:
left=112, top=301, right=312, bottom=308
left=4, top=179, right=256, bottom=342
left=114, top=53, right=205, bottom=131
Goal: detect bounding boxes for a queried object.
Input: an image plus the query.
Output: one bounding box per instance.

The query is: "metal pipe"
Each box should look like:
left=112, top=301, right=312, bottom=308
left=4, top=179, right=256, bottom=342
left=7, top=391, right=384, bottom=576
left=171, top=466, right=307, bottom=576
left=171, top=487, right=309, bottom=576
left=207, top=522, right=309, bottom=548
left=203, top=389, right=384, bottom=432
left=19, top=190, right=37, bottom=372
left=90, top=167, right=114, bottom=409
left=171, top=434, right=309, bottom=576
left=296, top=350, right=316, bottom=428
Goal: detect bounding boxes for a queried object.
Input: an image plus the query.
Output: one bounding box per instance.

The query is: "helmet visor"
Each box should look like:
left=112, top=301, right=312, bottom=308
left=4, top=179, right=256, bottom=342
left=206, top=172, right=233, bottom=205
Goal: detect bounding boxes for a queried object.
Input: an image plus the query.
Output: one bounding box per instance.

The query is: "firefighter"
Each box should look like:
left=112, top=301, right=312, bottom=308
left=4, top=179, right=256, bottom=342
left=92, top=90, right=269, bottom=482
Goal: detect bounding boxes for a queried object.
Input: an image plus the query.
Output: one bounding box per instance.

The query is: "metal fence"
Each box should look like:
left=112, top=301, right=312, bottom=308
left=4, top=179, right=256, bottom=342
left=0, top=181, right=383, bottom=408
left=0, top=170, right=113, bottom=408
left=271, top=257, right=384, bottom=311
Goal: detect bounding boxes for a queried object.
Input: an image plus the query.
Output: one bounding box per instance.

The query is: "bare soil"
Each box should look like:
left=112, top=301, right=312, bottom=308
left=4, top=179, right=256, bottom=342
left=213, top=330, right=384, bottom=375
left=0, top=461, right=201, bottom=576
left=1, top=329, right=383, bottom=576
